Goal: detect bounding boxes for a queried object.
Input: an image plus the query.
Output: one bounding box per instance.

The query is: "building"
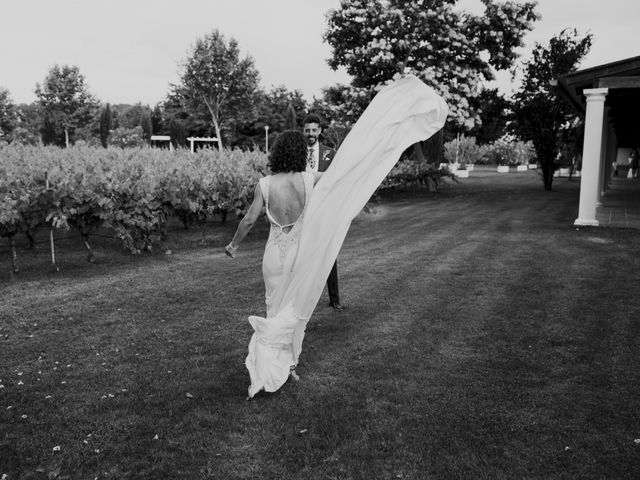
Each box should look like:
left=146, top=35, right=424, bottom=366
left=555, top=55, right=640, bottom=226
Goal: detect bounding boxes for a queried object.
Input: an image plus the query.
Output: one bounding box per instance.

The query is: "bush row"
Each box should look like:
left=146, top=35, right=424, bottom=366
left=444, top=135, right=536, bottom=166
left=0, top=145, right=267, bottom=260
left=0, top=144, right=447, bottom=273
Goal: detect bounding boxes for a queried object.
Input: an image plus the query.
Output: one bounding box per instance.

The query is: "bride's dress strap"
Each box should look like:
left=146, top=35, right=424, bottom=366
left=259, top=175, right=270, bottom=206
left=303, top=172, right=314, bottom=204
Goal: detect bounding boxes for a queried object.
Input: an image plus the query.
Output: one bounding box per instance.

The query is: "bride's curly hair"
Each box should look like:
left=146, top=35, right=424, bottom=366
left=268, top=130, right=308, bottom=173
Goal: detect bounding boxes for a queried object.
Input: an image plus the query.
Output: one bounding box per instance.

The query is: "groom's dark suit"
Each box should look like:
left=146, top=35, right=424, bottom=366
left=316, top=143, right=341, bottom=307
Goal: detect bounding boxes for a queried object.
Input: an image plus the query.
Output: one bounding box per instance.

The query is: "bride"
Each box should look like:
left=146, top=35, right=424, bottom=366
left=226, top=75, right=449, bottom=399
left=225, top=130, right=321, bottom=396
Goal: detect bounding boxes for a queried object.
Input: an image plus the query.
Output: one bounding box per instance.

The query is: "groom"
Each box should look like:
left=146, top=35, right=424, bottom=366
left=303, top=114, right=344, bottom=312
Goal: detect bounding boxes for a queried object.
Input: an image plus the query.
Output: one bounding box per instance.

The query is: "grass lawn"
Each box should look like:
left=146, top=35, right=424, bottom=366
left=2, top=167, right=640, bottom=479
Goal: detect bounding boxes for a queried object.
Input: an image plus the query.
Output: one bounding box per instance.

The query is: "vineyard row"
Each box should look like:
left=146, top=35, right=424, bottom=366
left=0, top=145, right=445, bottom=274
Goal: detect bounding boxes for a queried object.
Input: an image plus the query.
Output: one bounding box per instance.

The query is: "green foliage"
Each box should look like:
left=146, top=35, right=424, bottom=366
left=285, top=103, right=297, bottom=130
left=6, top=127, right=39, bottom=146
left=0, top=87, right=18, bottom=140
left=379, top=156, right=453, bottom=192
left=110, top=103, right=154, bottom=141
left=484, top=136, right=536, bottom=166
left=443, top=135, right=486, bottom=166
left=169, top=117, right=188, bottom=149
left=13, top=103, right=41, bottom=144
left=108, top=126, right=146, bottom=149
left=35, top=64, right=99, bottom=147
left=465, top=89, right=510, bottom=144
left=172, top=29, right=260, bottom=148
left=151, top=104, right=164, bottom=135
left=511, top=28, right=592, bottom=189
left=0, top=144, right=267, bottom=254
left=231, top=86, right=308, bottom=150
left=99, top=103, right=112, bottom=148
left=324, top=0, right=539, bottom=127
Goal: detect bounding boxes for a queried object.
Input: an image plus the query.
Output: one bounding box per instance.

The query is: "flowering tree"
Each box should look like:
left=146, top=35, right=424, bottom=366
left=511, top=29, right=592, bottom=190
left=172, top=30, right=260, bottom=149
left=324, top=0, right=539, bottom=129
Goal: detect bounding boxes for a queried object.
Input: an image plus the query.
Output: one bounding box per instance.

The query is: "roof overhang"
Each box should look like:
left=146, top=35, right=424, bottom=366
left=556, top=55, right=640, bottom=147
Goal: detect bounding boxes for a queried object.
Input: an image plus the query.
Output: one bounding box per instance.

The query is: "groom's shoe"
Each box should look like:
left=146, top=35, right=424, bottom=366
left=329, top=301, right=345, bottom=312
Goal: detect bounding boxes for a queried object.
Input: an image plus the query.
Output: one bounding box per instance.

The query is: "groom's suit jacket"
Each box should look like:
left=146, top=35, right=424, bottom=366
left=317, top=144, right=336, bottom=173
left=316, top=142, right=340, bottom=304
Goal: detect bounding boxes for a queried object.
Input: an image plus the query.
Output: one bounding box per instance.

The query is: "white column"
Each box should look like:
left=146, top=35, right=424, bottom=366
left=597, top=111, right=608, bottom=203
left=604, top=116, right=617, bottom=187
left=575, top=88, right=608, bottom=226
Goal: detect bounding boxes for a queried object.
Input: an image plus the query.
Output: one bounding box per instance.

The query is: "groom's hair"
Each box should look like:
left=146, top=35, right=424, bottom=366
left=269, top=130, right=308, bottom=173
left=302, top=113, right=323, bottom=127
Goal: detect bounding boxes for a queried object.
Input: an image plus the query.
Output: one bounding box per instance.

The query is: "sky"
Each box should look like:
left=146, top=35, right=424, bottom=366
left=1, top=0, right=639, bottom=106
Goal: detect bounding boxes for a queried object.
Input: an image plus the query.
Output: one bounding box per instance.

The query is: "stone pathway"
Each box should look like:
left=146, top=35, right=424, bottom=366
left=596, top=174, right=640, bottom=228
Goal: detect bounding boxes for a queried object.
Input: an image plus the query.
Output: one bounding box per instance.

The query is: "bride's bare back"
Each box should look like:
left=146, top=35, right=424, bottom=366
left=267, top=172, right=306, bottom=228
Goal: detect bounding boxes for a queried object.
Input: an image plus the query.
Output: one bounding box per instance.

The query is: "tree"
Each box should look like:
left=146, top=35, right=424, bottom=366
left=511, top=29, right=592, bottom=190
left=231, top=86, right=308, bottom=149
left=73, top=107, right=102, bottom=146
left=173, top=30, right=260, bottom=148
left=109, top=126, right=146, bottom=148
left=10, top=103, right=41, bottom=145
left=0, top=87, right=18, bottom=141
left=168, top=116, right=187, bottom=149
left=109, top=103, right=154, bottom=143
left=285, top=103, right=297, bottom=130
left=141, top=110, right=153, bottom=141
left=324, top=0, right=539, bottom=129
left=99, top=103, right=112, bottom=148
left=35, top=65, right=99, bottom=147
left=466, top=88, right=510, bottom=144
left=151, top=104, right=164, bottom=135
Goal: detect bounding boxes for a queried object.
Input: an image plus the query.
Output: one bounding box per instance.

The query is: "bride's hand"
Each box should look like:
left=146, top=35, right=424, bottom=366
left=225, top=243, right=237, bottom=258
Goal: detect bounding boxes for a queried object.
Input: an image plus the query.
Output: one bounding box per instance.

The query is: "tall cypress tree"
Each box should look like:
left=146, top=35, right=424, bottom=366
left=151, top=104, right=163, bottom=135
left=169, top=116, right=187, bottom=148
left=99, top=103, right=112, bottom=148
left=141, top=111, right=153, bottom=142
left=285, top=103, right=297, bottom=130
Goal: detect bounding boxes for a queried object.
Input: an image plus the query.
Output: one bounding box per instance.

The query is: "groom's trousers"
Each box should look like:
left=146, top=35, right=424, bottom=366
left=327, top=260, right=340, bottom=304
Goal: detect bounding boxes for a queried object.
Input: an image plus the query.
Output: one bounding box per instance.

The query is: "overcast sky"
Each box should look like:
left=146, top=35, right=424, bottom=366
left=1, top=0, right=638, bottom=106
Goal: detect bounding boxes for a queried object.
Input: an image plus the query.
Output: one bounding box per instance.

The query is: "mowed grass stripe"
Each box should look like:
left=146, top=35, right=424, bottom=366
left=2, top=169, right=640, bottom=478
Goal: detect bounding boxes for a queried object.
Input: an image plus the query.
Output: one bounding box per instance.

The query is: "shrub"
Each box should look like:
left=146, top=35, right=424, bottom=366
left=485, top=136, right=536, bottom=166
left=7, top=127, right=40, bottom=146
left=0, top=144, right=268, bottom=260
left=443, top=135, right=487, bottom=166
left=379, top=157, right=453, bottom=192
left=108, top=126, right=146, bottom=149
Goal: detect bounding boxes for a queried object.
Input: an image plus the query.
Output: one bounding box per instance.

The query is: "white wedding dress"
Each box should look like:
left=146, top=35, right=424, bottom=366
left=245, top=76, right=449, bottom=398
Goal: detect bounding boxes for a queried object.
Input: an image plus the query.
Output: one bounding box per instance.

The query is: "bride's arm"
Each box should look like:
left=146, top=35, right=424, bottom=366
left=225, top=182, right=264, bottom=257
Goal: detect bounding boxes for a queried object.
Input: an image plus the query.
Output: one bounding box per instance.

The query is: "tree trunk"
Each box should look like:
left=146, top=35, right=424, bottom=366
left=212, top=117, right=223, bottom=150
left=65, top=129, right=70, bottom=148
left=541, top=158, right=554, bottom=191
left=203, top=96, right=224, bottom=149
left=26, top=231, right=35, bottom=249
left=420, top=128, right=444, bottom=164
left=82, top=233, right=95, bottom=263
left=9, top=235, right=19, bottom=275
left=426, top=175, right=437, bottom=192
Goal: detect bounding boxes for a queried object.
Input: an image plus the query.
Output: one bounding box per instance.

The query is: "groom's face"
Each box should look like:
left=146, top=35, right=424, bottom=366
left=303, top=122, right=321, bottom=147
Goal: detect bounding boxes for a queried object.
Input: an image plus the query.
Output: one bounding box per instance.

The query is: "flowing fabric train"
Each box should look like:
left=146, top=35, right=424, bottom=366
left=245, top=75, right=449, bottom=397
